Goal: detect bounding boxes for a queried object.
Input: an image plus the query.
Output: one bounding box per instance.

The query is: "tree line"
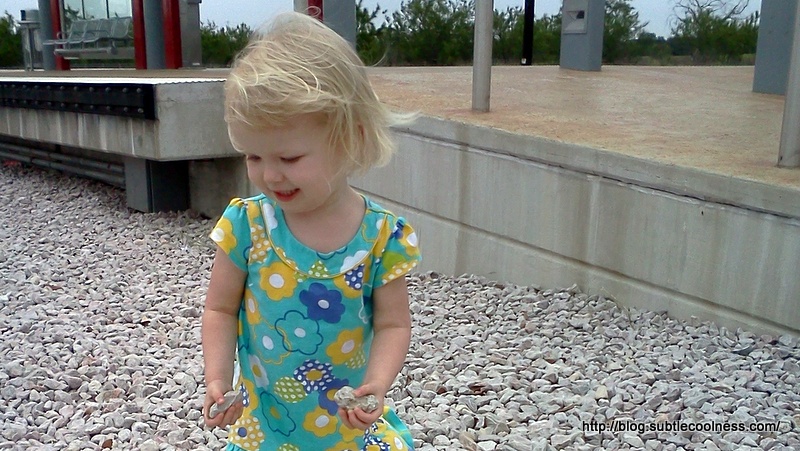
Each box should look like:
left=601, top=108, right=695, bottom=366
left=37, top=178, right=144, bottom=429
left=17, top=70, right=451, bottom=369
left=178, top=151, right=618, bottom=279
left=0, top=0, right=760, bottom=68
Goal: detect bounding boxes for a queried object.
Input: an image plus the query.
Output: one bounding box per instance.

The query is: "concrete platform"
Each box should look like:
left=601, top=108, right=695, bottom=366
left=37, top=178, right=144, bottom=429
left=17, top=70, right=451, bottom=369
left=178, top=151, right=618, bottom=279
left=357, top=65, right=800, bottom=336
left=1, top=66, right=798, bottom=336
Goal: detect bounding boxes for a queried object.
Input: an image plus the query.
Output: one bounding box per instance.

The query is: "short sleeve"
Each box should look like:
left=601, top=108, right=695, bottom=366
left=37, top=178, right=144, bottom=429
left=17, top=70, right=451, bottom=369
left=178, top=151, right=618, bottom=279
left=209, top=198, right=251, bottom=271
left=373, top=217, right=421, bottom=287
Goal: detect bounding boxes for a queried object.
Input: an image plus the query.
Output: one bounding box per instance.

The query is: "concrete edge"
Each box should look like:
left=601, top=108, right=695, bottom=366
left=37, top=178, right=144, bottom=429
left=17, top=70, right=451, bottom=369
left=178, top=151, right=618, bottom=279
left=394, top=116, right=800, bottom=220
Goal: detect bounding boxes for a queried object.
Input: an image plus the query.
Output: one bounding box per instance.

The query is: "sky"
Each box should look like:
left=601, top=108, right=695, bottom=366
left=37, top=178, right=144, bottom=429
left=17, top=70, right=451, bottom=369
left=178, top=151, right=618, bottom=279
left=3, top=0, right=763, bottom=39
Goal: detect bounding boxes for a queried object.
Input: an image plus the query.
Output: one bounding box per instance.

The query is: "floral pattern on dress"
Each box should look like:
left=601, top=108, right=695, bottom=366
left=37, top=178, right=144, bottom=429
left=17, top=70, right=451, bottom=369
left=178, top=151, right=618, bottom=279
left=229, top=415, right=266, bottom=451
left=274, top=376, right=307, bottom=404
left=210, top=217, right=237, bottom=255
left=293, top=359, right=335, bottom=393
left=300, top=283, right=345, bottom=323
left=259, top=261, right=298, bottom=300
left=246, top=352, right=270, bottom=388
left=303, top=406, right=339, bottom=437
left=275, top=311, right=324, bottom=355
left=326, top=327, right=364, bottom=365
left=258, top=391, right=296, bottom=437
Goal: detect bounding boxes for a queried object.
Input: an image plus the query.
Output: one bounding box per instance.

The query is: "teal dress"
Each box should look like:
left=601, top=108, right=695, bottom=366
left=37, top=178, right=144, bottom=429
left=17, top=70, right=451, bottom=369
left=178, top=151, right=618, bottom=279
left=210, top=194, right=421, bottom=451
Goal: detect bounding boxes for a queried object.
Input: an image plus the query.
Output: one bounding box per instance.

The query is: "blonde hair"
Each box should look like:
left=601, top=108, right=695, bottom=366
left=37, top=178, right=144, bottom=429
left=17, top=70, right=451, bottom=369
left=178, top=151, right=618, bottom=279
left=224, top=11, right=412, bottom=175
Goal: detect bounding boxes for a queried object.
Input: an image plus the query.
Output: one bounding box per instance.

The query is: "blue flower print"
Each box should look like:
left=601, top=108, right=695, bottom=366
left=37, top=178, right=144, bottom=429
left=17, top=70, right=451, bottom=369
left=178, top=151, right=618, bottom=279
left=363, top=434, right=392, bottom=451
left=258, top=390, right=296, bottom=437
left=275, top=311, right=324, bottom=355
left=300, top=283, right=345, bottom=323
left=239, top=384, right=250, bottom=408
left=390, top=219, right=404, bottom=239
left=318, top=378, right=349, bottom=415
left=293, top=359, right=335, bottom=393
left=345, top=264, right=364, bottom=290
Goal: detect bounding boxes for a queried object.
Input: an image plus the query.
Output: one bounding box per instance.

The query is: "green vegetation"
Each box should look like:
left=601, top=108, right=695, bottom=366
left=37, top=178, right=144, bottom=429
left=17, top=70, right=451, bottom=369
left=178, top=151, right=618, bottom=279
left=0, top=13, right=22, bottom=68
left=0, top=1, right=765, bottom=68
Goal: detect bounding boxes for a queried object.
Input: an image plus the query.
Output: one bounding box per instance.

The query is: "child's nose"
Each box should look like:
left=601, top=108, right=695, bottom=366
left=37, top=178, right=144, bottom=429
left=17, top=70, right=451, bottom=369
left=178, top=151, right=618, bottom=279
left=259, top=164, right=281, bottom=183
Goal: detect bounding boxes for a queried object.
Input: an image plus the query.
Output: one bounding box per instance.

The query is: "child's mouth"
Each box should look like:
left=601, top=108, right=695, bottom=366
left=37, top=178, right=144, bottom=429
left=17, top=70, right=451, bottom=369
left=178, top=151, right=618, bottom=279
left=274, top=189, right=299, bottom=201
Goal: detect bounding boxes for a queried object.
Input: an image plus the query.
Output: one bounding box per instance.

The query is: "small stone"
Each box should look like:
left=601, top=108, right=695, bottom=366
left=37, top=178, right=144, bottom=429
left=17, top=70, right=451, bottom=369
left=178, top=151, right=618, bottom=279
left=334, top=386, right=378, bottom=413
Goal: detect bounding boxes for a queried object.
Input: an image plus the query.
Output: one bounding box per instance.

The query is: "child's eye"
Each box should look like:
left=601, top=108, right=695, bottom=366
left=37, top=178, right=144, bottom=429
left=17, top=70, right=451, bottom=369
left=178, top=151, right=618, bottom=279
left=246, top=155, right=261, bottom=162
left=281, top=156, right=301, bottom=163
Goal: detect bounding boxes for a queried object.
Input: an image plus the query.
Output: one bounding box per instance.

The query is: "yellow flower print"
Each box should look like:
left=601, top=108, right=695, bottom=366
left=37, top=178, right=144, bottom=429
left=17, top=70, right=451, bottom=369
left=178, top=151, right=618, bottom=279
left=326, top=441, right=360, bottom=451
left=228, top=415, right=265, bottom=451
left=259, top=261, right=298, bottom=300
left=339, top=423, right=362, bottom=442
left=384, top=431, right=410, bottom=450
left=326, top=327, right=364, bottom=365
left=210, top=217, right=237, bottom=254
left=303, top=406, right=338, bottom=438
left=243, top=288, right=263, bottom=325
left=398, top=224, right=420, bottom=257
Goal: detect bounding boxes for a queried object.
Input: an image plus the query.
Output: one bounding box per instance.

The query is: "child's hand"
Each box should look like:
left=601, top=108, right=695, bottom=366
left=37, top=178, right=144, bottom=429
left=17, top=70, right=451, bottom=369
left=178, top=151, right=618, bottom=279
left=337, top=384, right=385, bottom=431
left=204, top=380, right=243, bottom=428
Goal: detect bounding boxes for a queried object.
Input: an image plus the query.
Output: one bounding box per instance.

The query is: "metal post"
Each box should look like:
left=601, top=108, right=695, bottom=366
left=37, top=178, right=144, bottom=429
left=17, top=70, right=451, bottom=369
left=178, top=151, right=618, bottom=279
left=521, top=0, right=534, bottom=65
left=143, top=0, right=165, bottom=69
left=472, top=0, right=493, bottom=112
left=37, top=0, right=56, bottom=70
left=778, top=0, right=800, bottom=167
left=323, top=0, right=356, bottom=46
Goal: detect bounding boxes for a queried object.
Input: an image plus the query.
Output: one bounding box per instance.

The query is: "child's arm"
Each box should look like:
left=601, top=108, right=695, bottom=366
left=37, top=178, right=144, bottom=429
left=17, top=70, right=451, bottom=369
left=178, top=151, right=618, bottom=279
left=202, top=248, right=246, bottom=427
left=339, top=276, right=412, bottom=430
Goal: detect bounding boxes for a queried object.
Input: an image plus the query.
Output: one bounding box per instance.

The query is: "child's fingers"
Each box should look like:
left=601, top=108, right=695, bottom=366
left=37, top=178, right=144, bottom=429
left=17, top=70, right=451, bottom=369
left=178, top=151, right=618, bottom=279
left=221, top=402, right=243, bottom=426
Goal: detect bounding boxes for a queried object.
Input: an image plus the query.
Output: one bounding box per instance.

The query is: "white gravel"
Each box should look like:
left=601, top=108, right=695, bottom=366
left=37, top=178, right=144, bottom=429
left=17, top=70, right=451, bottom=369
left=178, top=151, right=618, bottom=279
left=1, top=165, right=799, bottom=451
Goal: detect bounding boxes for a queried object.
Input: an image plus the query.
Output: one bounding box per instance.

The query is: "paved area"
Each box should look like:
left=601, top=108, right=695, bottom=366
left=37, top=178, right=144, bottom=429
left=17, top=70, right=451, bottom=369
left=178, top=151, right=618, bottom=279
left=367, top=65, right=799, bottom=190
left=3, top=65, right=799, bottom=189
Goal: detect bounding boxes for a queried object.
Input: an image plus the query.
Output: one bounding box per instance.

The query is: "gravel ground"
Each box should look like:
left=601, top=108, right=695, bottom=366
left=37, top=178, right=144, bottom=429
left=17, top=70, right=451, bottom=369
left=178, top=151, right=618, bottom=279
left=1, top=165, right=799, bottom=451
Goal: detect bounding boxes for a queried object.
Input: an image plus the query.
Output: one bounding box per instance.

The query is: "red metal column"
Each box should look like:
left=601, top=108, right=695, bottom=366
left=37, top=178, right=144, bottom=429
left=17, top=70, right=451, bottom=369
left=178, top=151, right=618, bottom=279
left=50, top=0, right=70, bottom=70
left=132, top=0, right=148, bottom=69
left=308, top=0, right=323, bottom=20
left=162, top=0, right=183, bottom=69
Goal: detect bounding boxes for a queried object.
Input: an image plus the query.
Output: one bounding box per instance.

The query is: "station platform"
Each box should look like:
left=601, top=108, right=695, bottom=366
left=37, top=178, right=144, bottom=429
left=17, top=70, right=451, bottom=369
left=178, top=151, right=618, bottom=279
left=370, top=65, right=797, bottom=191
left=1, top=66, right=798, bottom=336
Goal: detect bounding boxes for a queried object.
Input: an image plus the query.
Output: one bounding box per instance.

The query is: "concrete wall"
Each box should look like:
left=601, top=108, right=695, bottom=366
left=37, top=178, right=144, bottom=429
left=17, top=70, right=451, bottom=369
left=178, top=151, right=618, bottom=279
left=352, top=117, right=800, bottom=337
left=0, top=81, right=235, bottom=161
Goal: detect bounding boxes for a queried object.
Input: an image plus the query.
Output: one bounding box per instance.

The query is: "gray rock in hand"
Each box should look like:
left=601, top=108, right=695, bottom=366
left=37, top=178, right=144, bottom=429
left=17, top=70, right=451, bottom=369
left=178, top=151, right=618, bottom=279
left=209, top=390, right=243, bottom=419
left=334, top=386, right=379, bottom=413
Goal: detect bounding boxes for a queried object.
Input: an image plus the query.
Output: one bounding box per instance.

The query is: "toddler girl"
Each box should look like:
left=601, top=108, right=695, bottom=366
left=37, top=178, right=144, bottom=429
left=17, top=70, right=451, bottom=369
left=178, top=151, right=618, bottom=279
left=201, top=11, right=421, bottom=451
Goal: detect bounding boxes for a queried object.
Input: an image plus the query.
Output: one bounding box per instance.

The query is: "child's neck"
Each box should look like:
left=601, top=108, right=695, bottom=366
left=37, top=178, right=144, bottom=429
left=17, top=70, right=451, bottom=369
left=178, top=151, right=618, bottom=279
left=283, top=187, right=365, bottom=254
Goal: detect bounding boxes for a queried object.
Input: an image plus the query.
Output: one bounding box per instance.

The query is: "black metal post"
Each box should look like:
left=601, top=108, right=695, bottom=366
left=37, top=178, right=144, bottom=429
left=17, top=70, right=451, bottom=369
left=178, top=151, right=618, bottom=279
left=521, top=0, right=535, bottom=65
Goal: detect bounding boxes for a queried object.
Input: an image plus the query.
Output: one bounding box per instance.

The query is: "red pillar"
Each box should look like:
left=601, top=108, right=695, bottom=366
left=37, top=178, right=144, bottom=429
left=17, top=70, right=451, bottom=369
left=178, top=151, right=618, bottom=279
left=308, top=0, right=323, bottom=20
left=162, top=0, right=183, bottom=69
left=50, top=0, right=70, bottom=70
left=132, top=0, right=148, bottom=69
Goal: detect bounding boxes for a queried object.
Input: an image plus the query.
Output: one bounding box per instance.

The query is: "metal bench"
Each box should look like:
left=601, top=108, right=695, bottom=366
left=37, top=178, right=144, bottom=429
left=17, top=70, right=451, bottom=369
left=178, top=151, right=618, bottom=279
left=44, top=17, right=134, bottom=60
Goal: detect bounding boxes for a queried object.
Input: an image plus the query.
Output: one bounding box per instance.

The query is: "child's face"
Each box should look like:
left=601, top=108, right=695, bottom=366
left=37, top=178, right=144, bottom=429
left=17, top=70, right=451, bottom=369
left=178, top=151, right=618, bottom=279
left=229, top=113, right=350, bottom=216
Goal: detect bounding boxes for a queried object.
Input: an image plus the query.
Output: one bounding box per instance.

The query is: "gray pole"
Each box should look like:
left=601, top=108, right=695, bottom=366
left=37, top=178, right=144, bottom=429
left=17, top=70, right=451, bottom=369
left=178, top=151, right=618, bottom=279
left=323, top=0, right=356, bottom=47
left=143, top=0, right=166, bottom=69
left=778, top=0, right=800, bottom=167
left=37, top=0, right=56, bottom=70
left=472, top=0, right=493, bottom=112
